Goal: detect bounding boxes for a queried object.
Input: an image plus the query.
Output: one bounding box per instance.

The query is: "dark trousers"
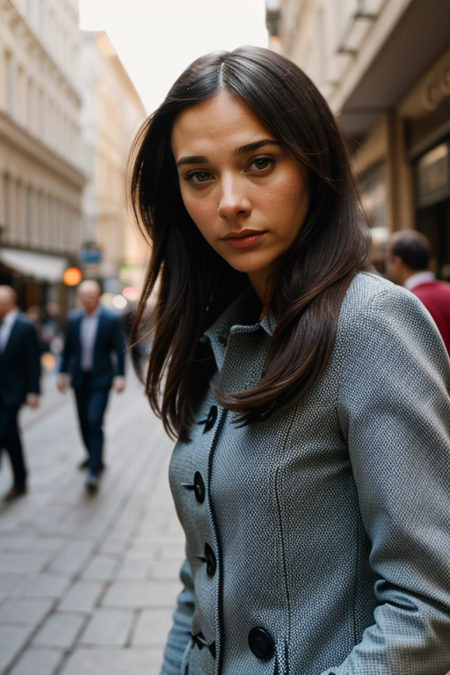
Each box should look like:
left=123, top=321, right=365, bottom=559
left=75, top=374, right=110, bottom=473
left=0, top=401, right=27, bottom=488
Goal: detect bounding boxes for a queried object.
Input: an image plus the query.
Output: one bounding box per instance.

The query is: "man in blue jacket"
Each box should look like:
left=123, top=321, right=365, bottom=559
left=57, top=280, right=126, bottom=492
left=0, top=285, right=40, bottom=500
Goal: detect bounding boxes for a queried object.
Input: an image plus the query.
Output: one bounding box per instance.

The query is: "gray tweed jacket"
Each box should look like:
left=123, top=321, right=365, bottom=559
left=162, top=273, right=450, bottom=675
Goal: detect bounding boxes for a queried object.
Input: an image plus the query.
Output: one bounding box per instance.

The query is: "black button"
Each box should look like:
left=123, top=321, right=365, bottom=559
left=193, top=471, right=205, bottom=503
left=248, top=627, right=274, bottom=660
left=182, top=471, right=205, bottom=504
left=196, top=542, right=216, bottom=577
left=204, top=543, right=216, bottom=577
left=192, top=632, right=207, bottom=650
left=191, top=633, right=216, bottom=658
left=203, top=405, right=218, bottom=433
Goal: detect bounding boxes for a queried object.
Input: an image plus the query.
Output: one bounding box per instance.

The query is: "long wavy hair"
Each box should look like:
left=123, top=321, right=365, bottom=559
left=129, top=46, right=370, bottom=441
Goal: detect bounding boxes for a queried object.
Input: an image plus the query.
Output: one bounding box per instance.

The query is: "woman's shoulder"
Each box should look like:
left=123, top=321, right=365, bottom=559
left=338, top=272, right=450, bottom=369
left=343, top=271, right=406, bottom=309
left=340, top=271, right=426, bottom=324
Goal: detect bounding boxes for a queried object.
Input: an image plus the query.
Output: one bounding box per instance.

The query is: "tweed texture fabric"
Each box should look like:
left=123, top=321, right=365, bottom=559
left=161, top=272, right=450, bottom=675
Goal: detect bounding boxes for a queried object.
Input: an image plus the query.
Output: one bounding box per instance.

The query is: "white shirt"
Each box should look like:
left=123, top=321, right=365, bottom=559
left=0, top=308, right=19, bottom=353
left=404, top=271, right=436, bottom=291
left=80, top=307, right=101, bottom=371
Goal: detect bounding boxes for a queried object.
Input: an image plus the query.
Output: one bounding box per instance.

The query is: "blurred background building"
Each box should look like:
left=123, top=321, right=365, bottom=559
left=269, top=0, right=450, bottom=279
left=0, top=0, right=84, bottom=310
left=79, top=30, right=146, bottom=300
left=0, top=1, right=147, bottom=319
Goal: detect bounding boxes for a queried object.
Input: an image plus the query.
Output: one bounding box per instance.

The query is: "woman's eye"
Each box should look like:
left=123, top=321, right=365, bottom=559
left=249, top=157, right=273, bottom=172
left=186, top=171, right=212, bottom=184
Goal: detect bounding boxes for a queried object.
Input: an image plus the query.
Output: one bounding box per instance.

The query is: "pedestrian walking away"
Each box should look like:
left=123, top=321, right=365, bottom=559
left=386, top=228, right=450, bottom=355
left=129, top=47, right=450, bottom=674
left=57, top=280, right=126, bottom=492
left=0, top=285, right=41, bottom=501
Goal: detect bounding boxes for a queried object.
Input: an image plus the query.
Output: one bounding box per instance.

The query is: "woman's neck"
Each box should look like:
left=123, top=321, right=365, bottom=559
left=248, top=269, right=276, bottom=322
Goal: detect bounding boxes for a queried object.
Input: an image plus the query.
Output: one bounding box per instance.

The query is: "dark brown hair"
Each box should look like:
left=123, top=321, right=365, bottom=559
left=390, top=229, right=431, bottom=270
left=129, top=46, right=369, bottom=440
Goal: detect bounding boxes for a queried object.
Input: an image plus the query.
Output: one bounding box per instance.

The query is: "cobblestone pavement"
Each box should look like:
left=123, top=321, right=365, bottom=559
left=0, top=368, right=183, bottom=675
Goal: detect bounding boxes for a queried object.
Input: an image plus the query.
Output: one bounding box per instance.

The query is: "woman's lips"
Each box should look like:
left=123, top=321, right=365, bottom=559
left=222, top=231, right=266, bottom=249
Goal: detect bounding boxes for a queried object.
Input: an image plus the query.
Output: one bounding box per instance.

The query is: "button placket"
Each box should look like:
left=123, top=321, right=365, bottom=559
left=191, top=632, right=216, bottom=658
left=196, top=542, right=217, bottom=577
left=198, top=405, right=218, bottom=433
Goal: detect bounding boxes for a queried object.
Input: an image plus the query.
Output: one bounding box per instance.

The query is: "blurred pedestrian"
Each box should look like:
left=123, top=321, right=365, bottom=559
left=0, top=286, right=40, bottom=500
left=386, top=229, right=450, bottom=354
left=129, top=47, right=450, bottom=673
left=25, top=305, right=47, bottom=355
left=57, top=280, right=126, bottom=492
left=41, top=301, right=65, bottom=371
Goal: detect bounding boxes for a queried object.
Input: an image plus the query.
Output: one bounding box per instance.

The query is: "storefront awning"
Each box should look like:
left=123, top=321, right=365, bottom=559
left=338, top=0, right=450, bottom=137
left=0, top=249, right=68, bottom=283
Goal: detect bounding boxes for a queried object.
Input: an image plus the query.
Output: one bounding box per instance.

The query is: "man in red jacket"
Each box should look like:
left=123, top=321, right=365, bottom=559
left=386, top=230, right=450, bottom=355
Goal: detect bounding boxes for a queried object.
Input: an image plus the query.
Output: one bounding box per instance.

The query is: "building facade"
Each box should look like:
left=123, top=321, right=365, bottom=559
left=0, top=0, right=84, bottom=308
left=271, top=0, right=450, bottom=279
left=79, top=31, right=147, bottom=296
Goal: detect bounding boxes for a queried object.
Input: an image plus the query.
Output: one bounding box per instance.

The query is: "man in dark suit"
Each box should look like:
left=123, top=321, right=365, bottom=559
left=386, top=229, right=450, bottom=354
left=0, top=285, right=41, bottom=500
left=57, top=280, right=126, bottom=491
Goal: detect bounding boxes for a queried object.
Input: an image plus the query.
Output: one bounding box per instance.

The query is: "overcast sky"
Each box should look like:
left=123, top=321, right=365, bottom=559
left=79, top=0, right=268, bottom=114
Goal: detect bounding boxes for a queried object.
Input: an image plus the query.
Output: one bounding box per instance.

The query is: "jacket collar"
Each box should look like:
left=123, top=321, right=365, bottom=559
left=404, top=271, right=436, bottom=291
left=203, top=288, right=275, bottom=371
left=82, top=305, right=103, bottom=320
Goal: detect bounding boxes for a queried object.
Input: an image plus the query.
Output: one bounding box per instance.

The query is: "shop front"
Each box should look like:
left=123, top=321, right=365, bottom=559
left=0, top=247, right=70, bottom=312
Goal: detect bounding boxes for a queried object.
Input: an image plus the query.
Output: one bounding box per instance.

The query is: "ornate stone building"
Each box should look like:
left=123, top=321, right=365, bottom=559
left=270, top=0, right=450, bottom=278
left=0, top=0, right=84, bottom=307
left=79, top=31, right=147, bottom=296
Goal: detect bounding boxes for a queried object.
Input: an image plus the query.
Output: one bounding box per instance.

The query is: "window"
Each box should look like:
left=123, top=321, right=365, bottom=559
left=27, top=78, right=34, bottom=130
left=1, top=174, right=8, bottom=241
left=17, top=65, right=26, bottom=125
left=6, top=52, right=14, bottom=116
left=38, top=88, right=45, bottom=135
left=26, top=186, right=33, bottom=243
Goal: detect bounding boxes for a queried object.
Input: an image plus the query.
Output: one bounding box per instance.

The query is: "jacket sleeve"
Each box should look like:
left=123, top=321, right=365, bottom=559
left=160, top=558, right=195, bottom=675
left=59, top=319, right=74, bottom=374
left=26, top=323, right=41, bottom=395
left=324, top=287, right=450, bottom=674
left=111, top=316, right=126, bottom=377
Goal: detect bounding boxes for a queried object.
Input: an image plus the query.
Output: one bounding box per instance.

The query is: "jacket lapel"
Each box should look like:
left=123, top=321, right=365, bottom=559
left=0, top=314, right=21, bottom=359
left=92, top=309, right=105, bottom=362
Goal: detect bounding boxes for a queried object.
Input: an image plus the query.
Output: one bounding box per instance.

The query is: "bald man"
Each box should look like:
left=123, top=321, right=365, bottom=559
left=0, top=285, right=41, bottom=500
left=57, top=281, right=126, bottom=491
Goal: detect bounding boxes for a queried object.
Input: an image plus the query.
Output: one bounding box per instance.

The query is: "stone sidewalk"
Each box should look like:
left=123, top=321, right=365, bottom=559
left=0, top=368, right=183, bottom=675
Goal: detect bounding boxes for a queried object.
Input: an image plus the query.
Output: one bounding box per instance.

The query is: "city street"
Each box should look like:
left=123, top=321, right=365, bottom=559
left=0, top=367, right=183, bottom=675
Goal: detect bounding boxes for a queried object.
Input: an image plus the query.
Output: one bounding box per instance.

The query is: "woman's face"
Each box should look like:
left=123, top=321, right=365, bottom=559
left=171, top=90, right=310, bottom=303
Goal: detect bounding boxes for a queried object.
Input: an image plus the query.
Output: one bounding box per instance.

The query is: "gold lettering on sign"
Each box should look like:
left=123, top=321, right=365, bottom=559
left=421, top=58, right=450, bottom=112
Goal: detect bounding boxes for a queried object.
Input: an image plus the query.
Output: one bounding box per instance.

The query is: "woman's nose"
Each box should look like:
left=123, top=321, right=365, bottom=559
left=217, top=177, right=252, bottom=220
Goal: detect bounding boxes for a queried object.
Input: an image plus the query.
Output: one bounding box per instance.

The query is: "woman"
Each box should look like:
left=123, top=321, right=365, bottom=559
left=129, top=47, right=450, bottom=675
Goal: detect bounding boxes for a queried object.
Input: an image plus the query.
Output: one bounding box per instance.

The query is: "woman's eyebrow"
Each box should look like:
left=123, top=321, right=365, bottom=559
left=176, top=155, right=208, bottom=168
left=235, top=139, right=281, bottom=155
left=176, top=140, right=281, bottom=168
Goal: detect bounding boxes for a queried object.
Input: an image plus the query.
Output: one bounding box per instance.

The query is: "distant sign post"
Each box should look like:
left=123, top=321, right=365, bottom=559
left=79, top=247, right=102, bottom=265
